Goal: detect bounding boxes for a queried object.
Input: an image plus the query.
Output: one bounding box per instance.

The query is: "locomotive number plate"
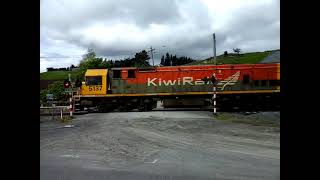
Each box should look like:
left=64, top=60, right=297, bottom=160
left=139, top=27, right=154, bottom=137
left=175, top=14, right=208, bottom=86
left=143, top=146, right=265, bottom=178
left=88, top=86, right=102, bottom=91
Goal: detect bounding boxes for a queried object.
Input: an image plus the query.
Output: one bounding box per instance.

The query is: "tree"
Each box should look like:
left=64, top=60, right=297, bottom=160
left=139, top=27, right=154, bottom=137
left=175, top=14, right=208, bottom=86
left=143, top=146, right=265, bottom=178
left=82, top=48, right=96, bottom=60
left=133, top=50, right=150, bottom=67
left=233, top=48, right=241, bottom=55
left=40, top=89, right=49, bottom=105
left=77, top=49, right=153, bottom=79
left=172, top=55, right=177, bottom=66
left=48, top=81, right=67, bottom=101
left=46, top=67, right=53, bottom=72
left=160, top=53, right=194, bottom=66
left=164, top=53, right=170, bottom=66
left=40, top=81, right=68, bottom=105
left=77, top=49, right=102, bottom=80
left=110, top=60, right=114, bottom=67
left=101, top=59, right=113, bottom=68
left=70, top=64, right=76, bottom=70
left=224, top=51, right=228, bottom=57
left=160, top=55, right=165, bottom=66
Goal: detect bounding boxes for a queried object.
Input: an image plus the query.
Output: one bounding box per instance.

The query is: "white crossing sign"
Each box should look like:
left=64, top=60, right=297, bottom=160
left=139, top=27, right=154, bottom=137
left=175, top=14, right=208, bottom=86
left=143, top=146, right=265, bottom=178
left=46, top=94, right=54, bottom=100
left=65, top=88, right=76, bottom=93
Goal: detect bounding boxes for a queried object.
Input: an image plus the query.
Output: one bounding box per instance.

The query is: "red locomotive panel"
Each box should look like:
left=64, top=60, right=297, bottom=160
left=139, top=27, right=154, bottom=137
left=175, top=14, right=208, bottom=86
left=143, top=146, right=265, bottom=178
left=110, top=63, right=280, bottom=94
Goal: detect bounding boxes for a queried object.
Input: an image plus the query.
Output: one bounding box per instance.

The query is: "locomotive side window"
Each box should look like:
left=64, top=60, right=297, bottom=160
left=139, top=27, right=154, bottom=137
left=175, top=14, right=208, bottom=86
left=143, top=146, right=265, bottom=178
left=113, top=70, right=121, bottom=78
left=128, top=70, right=135, bottom=78
left=261, top=80, right=267, bottom=86
left=86, top=76, right=102, bottom=85
left=242, top=74, right=250, bottom=84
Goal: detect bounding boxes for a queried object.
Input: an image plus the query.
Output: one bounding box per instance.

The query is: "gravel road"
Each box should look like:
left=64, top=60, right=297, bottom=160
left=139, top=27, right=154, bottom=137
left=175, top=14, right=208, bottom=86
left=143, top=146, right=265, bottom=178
left=40, top=111, right=280, bottom=180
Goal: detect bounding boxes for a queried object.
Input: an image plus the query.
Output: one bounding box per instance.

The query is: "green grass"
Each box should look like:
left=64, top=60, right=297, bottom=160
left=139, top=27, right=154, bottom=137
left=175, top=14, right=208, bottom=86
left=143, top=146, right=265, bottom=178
left=187, top=50, right=274, bottom=65
left=60, top=116, right=74, bottom=123
left=40, top=71, right=79, bottom=80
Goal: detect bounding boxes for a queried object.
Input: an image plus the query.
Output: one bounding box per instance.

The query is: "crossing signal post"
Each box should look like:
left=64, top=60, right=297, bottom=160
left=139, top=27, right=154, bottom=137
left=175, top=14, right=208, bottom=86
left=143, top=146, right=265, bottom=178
left=64, top=76, right=73, bottom=117
left=202, top=75, right=218, bottom=115
left=211, top=74, right=217, bottom=116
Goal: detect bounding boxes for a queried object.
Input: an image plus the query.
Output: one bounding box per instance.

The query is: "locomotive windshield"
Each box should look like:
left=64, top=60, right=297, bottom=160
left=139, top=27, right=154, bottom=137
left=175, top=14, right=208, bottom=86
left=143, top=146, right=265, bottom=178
left=86, top=76, right=102, bottom=85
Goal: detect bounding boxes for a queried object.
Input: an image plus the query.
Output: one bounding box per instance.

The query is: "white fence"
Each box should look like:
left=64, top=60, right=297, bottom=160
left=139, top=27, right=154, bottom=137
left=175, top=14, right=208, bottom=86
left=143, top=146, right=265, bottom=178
left=40, top=106, right=70, bottom=119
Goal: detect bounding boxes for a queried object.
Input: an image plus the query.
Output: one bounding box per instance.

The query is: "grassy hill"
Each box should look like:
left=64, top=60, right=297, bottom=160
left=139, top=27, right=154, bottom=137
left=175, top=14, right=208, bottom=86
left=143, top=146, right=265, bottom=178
left=40, top=70, right=79, bottom=80
left=40, top=70, right=80, bottom=90
left=187, top=50, right=276, bottom=65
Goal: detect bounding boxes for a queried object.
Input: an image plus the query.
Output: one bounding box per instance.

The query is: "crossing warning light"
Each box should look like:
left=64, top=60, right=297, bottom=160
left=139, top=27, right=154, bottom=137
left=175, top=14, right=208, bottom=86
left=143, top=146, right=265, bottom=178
left=64, top=79, right=71, bottom=88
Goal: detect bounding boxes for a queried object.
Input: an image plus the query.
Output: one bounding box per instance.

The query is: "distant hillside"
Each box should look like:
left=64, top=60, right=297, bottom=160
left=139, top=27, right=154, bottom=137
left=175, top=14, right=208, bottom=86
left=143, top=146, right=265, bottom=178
left=40, top=70, right=78, bottom=80
left=40, top=70, right=79, bottom=89
left=259, top=50, right=280, bottom=63
left=186, top=50, right=278, bottom=65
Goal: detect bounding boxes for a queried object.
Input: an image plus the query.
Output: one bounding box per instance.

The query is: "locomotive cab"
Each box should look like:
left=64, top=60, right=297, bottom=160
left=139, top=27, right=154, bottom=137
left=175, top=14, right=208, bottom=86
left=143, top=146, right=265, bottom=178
left=80, top=69, right=108, bottom=95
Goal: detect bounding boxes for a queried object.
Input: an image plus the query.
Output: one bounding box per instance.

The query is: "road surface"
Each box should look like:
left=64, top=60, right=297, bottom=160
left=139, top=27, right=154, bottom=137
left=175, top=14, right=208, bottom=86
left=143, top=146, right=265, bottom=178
left=40, top=111, right=280, bottom=180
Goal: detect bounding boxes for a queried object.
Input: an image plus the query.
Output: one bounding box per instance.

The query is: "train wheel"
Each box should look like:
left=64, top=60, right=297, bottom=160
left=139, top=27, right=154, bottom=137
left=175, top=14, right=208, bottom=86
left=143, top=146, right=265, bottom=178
left=138, top=107, right=145, bottom=112
left=146, top=105, right=153, bottom=111
left=97, top=105, right=106, bottom=113
left=97, top=102, right=110, bottom=113
left=119, top=106, right=128, bottom=112
left=138, top=104, right=151, bottom=112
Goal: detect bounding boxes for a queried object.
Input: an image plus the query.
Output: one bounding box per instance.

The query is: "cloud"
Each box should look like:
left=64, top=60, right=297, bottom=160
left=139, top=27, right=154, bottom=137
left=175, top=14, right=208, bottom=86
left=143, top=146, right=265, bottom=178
left=40, top=0, right=280, bottom=72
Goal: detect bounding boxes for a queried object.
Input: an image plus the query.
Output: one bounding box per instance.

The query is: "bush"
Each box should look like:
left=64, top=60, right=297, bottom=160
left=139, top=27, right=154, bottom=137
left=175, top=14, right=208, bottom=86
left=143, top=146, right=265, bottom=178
left=40, top=81, right=68, bottom=105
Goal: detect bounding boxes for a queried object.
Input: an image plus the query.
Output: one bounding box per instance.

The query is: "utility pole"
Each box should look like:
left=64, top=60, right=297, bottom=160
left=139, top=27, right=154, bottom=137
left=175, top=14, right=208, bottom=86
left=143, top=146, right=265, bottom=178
left=212, top=33, right=217, bottom=115
left=150, top=46, right=155, bottom=66
left=213, top=33, right=217, bottom=65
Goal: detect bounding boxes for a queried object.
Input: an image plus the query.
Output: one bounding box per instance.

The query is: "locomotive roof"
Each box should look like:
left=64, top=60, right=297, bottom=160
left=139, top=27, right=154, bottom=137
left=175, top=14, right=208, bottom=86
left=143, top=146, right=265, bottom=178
left=85, top=69, right=108, bottom=76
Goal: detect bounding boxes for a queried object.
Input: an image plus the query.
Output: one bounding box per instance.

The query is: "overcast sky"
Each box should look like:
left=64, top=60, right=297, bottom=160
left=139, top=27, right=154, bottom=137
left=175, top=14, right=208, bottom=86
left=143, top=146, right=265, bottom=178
left=40, top=0, right=280, bottom=72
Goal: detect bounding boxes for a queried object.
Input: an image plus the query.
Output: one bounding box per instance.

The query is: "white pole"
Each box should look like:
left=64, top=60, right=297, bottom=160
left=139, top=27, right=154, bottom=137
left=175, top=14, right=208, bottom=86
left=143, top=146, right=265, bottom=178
left=60, top=109, right=63, bottom=119
left=213, top=85, right=217, bottom=115
left=68, top=73, right=73, bottom=117
left=69, top=97, right=73, bottom=117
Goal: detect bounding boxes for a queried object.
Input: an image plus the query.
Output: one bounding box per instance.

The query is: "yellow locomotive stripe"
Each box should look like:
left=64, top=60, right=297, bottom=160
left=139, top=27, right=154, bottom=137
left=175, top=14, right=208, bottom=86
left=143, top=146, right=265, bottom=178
left=277, top=64, right=280, bottom=80
left=75, top=89, right=280, bottom=98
